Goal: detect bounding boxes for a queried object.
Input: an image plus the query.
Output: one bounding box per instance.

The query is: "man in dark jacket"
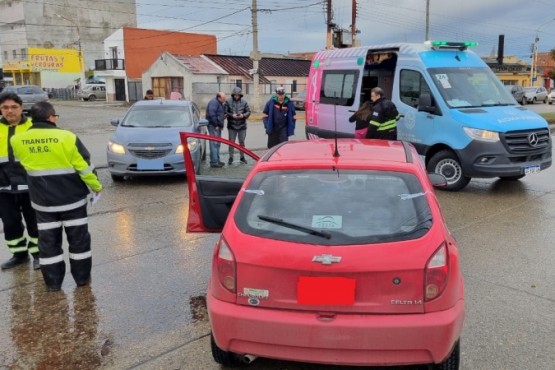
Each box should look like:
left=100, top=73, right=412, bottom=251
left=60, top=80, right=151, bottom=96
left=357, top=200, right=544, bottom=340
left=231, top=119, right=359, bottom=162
left=365, top=87, right=400, bottom=140
left=11, top=102, right=103, bottom=291
left=0, top=92, right=39, bottom=270
left=225, top=87, right=251, bottom=164
left=262, top=86, right=296, bottom=149
left=205, top=92, right=227, bottom=168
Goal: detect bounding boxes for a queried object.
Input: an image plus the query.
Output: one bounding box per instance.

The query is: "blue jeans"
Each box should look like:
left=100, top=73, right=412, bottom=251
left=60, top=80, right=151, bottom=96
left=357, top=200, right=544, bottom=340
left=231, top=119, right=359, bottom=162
left=207, top=125, right=222, bottom=164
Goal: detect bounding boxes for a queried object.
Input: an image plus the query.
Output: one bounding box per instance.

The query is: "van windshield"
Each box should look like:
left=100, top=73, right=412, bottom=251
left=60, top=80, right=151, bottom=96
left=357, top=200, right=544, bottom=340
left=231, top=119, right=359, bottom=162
left=428, top=67, right=515, bottom=108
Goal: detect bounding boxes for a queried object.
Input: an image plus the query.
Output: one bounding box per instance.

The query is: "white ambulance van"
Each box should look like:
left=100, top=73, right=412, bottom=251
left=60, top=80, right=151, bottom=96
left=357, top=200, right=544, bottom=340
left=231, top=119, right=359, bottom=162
left=305, top=41, right=552, bottom=190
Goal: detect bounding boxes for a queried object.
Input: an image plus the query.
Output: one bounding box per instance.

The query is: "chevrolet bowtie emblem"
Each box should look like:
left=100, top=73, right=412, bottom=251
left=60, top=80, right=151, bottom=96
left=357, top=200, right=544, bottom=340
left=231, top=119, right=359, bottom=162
left=312, top=254, right=341, bottom=265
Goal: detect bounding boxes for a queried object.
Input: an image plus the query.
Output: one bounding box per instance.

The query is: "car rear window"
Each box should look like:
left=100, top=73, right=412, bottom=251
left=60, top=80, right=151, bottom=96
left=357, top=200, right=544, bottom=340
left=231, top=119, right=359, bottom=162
left=16, top=86, right=43, bottom=94
left=122, top=106, right=193, bottom=128
left=235, top=169, right=433, bottom=245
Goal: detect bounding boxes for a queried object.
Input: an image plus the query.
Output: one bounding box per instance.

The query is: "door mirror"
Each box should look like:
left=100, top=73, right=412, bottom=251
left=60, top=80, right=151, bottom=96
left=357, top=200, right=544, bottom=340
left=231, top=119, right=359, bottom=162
left=198, top=118, right=209, bottom=127
left=110, top=119, right=120, bottom=127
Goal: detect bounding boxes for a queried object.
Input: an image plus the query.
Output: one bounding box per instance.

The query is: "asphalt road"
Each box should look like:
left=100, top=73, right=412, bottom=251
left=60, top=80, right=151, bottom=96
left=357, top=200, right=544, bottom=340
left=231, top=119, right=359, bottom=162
left=0, top=101, right=554, bottom=369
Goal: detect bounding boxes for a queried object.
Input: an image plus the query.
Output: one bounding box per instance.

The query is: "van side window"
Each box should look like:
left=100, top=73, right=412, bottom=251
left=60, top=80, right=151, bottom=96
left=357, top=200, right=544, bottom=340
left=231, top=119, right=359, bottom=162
left=320, top=70, right=359, bottom=106
left=400, top=70, right=432, bottom=108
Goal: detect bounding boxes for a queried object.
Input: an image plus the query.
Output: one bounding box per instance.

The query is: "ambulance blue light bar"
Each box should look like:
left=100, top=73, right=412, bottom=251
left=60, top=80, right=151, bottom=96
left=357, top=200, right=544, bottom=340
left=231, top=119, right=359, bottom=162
left=426, top=40, right=478, bottom=50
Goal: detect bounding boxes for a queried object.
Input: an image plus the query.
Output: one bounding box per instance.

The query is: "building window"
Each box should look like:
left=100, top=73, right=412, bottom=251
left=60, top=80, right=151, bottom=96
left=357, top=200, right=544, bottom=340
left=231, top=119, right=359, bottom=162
left=110, top=46, right=118, bottom=60
left=20, top=48, right=27, bottom=59
left=152, top=77, right=184, bottom=99
left=12, top=50, right=17, bottom=59
left=3, top=51, right=8, bottom=61
left=292, top=80, right=297, bottom=93
left=235, top=80, right=242, bottom=89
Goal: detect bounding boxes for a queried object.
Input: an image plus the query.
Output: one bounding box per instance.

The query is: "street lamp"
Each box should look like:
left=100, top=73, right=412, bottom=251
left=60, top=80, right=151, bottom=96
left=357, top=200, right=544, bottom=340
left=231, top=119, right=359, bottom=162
left=56, top=14, right=85, bottom=89
left=530, top=18, right=555, bottom=87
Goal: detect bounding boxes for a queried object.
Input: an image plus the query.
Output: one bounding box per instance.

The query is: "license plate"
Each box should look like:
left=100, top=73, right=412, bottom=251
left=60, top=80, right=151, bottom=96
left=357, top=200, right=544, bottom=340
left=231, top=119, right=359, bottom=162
left=137, top=158, right=164, bottom=170
left=297, top=276, right=355, bottom=305
left=524, top=165, right=541, bottom=175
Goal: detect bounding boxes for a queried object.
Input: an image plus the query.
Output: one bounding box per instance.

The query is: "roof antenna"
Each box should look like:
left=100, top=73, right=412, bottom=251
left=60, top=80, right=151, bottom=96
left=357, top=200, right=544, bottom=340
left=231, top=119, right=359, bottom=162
left=333, top=94, right=340, bottom=157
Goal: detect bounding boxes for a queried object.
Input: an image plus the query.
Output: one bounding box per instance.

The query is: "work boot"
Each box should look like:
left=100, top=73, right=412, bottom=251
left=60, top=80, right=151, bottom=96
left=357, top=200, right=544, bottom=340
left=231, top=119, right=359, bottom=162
left=228, top=157, right=234, bottom=165
left=1, top=254, right=30, bottom=270
left=32, top=255, right=41, bottom=270
left=240, top=157, right=248, bottom=164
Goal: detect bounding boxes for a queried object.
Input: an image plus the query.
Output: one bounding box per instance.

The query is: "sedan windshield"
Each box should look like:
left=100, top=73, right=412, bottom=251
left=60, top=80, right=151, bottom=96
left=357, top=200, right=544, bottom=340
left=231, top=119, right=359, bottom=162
left=429, top=67, right=515, bottom=108
left=235, top=170, right=433, bottom=245
left=122, top=106, right=193, bottom=128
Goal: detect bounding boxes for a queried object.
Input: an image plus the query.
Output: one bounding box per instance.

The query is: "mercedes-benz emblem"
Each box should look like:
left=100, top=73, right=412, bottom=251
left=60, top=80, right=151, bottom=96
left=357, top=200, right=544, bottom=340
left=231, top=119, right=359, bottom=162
left=528, top=133, right=539, bottom=147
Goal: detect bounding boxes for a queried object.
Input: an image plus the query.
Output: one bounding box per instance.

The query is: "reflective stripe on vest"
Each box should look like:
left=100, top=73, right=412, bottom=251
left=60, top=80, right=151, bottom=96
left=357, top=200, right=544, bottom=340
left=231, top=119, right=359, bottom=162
left=31, top=198, right=88, bottom=213
left=370, top=118, right=397, bottom=131
left=27, top=168, right=76, bottom=177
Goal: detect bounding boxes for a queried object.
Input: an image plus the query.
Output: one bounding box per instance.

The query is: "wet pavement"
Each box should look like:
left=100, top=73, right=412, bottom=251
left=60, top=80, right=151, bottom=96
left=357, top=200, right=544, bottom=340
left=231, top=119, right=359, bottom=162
left=0, top=101, right=554, bottom=369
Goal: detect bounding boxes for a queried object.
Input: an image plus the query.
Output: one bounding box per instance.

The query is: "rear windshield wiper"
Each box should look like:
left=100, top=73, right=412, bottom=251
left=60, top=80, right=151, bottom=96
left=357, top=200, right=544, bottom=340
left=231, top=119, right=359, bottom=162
left=257, top=215, right=331, bottom=239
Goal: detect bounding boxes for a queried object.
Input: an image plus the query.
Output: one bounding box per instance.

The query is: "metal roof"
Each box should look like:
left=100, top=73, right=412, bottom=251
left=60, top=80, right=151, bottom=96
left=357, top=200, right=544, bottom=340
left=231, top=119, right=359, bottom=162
left=204, top=54, right=311, bottom=83
left=171, top=54, right=227, bottom=75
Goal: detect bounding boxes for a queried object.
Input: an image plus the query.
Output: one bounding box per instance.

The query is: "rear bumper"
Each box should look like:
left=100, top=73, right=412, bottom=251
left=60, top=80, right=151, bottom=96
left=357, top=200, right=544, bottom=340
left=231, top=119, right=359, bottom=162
left=208, top=294, right=464, bottom=366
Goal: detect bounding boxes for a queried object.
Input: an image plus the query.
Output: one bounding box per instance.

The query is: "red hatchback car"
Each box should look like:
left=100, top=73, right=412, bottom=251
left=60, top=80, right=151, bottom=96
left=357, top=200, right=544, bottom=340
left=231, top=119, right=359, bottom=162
left=181, top=133, right=465, bottom=369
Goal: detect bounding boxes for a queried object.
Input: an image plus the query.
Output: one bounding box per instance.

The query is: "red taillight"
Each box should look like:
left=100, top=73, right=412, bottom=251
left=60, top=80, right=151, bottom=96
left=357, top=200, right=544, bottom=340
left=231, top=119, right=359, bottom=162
left=424, top=243, right=449, bottom=302
left=215, top=237, right=236, bottom=293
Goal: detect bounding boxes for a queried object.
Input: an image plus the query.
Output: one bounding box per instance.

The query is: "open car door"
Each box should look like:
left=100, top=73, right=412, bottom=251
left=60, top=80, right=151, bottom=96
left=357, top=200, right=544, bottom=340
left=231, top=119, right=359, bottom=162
left=180, top=132, right=260, bottom=232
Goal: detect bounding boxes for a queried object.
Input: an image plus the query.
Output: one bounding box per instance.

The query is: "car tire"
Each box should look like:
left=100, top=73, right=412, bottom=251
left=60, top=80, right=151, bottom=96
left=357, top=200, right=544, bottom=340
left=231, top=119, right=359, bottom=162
left=499, top=175, right=525, bottom=181
left=434, top=340, right=460, bottom=370
left=111, top=174, right=125, bottom=182
left=89, top=95, right=96, bottom=102
left=427, top=150, right=470, bottom=191
left=210, top=333, right=242, bottom=366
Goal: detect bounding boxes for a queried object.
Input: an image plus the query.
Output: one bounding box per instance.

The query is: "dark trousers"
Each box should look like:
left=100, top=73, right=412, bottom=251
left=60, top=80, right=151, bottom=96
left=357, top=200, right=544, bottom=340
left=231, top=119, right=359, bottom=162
left=228, top=128, right=247, bottom=160
left=0, top=192, right=39, bottom=257
left=36, top=204, right=92, bottom=289
left=267, top=125, right=288, bottom=149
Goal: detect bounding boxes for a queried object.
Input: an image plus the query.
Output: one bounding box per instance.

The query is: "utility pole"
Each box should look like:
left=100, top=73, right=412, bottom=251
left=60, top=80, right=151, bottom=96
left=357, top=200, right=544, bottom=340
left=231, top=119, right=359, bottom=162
left=425, top=0, right=430, bottom=41
left=251, top=0, right=260, bottom=112
left=351, top=0, right=358, bottom=47
left=326, top=0, right=333, bottom=49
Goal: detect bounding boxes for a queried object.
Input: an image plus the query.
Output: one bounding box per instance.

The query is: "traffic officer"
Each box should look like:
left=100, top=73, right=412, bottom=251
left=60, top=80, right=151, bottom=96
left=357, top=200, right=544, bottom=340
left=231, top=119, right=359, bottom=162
left=10, top=101, right=103, bottom=291
left=0, top=92, right=40, bottom=270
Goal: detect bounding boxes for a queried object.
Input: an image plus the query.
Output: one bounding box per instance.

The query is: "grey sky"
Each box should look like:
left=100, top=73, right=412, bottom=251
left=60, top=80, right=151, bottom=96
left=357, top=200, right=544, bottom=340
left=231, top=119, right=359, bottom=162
left=137, top=0, right=555, bottom=61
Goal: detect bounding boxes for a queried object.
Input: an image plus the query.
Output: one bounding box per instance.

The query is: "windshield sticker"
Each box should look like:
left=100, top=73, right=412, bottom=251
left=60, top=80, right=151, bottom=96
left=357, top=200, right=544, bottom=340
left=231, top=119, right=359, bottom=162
left=435, top=74, right=452, bottom=89
left=399, top=192, right=429, bottom=200
left=312, top=215, right=342, bottom=229
left=244, top=189, right=264, bottom=195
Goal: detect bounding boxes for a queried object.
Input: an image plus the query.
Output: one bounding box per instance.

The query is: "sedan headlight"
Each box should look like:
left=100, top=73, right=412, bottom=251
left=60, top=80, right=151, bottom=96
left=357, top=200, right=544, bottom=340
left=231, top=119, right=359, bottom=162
left=463, top=127, right=499, bottom=142
left=176, top=138, right=200, bottom=154
left=108, top=141, right=126, bottom=154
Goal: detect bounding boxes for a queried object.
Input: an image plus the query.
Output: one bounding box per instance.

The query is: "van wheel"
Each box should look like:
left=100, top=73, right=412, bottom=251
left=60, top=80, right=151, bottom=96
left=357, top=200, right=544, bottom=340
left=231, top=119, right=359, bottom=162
left=434, top=340, right=460, bottom=370
left=89, top=95, right=96, bottom=101
left=210, top=333, right=242, bottom=366
left=427, top=150, right=470, bottom=191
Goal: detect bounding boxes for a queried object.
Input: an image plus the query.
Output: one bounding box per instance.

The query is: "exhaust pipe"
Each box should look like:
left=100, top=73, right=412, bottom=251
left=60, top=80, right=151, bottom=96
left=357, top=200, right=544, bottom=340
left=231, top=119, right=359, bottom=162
left=241, top=354, right=258, bottom=364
